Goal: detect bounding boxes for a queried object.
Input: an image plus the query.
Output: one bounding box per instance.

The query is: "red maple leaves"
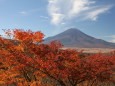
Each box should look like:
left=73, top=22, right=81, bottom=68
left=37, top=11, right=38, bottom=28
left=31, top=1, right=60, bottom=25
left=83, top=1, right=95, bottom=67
left=0, top=29, right=114, bottom=86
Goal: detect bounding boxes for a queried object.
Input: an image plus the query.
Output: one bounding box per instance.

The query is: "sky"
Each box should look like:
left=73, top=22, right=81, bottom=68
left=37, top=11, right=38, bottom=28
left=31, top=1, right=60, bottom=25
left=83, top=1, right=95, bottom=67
left=0, top=0, right=115, bottom=43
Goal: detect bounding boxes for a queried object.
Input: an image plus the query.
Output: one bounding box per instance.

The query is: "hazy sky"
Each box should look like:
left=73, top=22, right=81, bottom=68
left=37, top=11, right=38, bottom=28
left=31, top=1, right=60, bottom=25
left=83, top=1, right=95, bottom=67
left=0, top=0, right=115, bottom=43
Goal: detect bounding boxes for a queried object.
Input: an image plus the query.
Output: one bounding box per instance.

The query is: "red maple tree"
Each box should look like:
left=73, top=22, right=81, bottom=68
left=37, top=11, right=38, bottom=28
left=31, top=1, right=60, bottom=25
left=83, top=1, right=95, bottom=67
left=0, top=29, right=114, bottom=86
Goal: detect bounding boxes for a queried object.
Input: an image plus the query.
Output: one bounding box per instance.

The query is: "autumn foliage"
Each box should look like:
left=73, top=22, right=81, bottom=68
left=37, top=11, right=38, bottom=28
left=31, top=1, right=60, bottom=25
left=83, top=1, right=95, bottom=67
left=0, top=29, right=115, bottom=86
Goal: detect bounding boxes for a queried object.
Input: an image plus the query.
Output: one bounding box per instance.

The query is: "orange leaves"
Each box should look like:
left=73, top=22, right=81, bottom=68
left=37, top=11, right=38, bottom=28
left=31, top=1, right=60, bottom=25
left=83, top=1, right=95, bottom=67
left=15, top=44, right=24, bottom=51
left=30, top=81, right=41, bottom=86
left=13, top=29, right=44, bottom=43
left=0, top=70, right=18, bottom=85
left=33, top=31, right=44, bottom=43
left=30, top=81, right=37, bottom=86
left=17, top=82, right=24, bottom=86
left=0, top=29, right=115, bottom=86
left=0, top=81, right=6, bottom=84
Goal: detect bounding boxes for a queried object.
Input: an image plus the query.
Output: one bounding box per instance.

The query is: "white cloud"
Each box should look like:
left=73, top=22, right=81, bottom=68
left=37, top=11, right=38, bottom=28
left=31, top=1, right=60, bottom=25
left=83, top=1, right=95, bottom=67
left=40, top=16, right=49, bottom=19
left=19, top=11, right=28, bottom=15
left=110, top=35, right=115, bottom=38
left=61, top=22, right=66, bottom=25
left=18, top=8, right=40, bottom=16
left=48, top=0, right=65, bottom=25
left=47, top=0, right=113, bottom=25
left=84, top=5, right=112, bottom=21
left=105, top=35, right=115, bottom=38
left=51, top=13, right=64, bottom=25
left=68, top=0, right=95, bottom=18
left=110, top=39, right=115, bottom=43
left=105, top=35, right=115, bottom=43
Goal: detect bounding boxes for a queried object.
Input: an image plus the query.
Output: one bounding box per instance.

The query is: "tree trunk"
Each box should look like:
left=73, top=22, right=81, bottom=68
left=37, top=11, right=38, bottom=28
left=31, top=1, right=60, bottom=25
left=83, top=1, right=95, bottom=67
left=58, top=80, right=66, bottom=86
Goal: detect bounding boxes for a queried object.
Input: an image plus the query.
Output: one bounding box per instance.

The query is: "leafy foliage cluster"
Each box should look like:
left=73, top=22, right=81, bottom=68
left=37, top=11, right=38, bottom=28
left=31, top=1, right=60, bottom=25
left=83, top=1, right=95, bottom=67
left=0, top=29, right=115, bottom=86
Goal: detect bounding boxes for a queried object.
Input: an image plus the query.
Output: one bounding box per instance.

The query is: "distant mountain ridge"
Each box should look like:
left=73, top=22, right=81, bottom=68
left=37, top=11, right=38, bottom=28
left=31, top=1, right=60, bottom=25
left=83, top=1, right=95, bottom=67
left=44, top=28, right=115, bottom=48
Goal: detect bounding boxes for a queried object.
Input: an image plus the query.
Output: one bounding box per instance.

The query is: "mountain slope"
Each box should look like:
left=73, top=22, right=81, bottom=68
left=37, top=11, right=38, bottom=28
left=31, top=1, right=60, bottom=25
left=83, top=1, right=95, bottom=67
left=44, top=28, right=115, bottom=48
